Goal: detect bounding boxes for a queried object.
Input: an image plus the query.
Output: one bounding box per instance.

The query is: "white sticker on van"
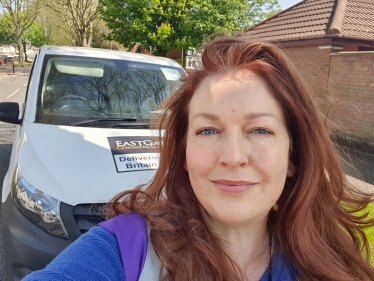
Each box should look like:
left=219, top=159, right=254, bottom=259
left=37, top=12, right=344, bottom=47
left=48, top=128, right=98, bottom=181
left=108, top=136, right=160, bottom=173
left=114, top=153, right=159, bottom=172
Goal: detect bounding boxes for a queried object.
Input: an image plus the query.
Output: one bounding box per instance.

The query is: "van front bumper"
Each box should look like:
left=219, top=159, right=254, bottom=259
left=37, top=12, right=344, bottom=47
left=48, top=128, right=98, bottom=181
left=1, top=195, right=74, bottom=281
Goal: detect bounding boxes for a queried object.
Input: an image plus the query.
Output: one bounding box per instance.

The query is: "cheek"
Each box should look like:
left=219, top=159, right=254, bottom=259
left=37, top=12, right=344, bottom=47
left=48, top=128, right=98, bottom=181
left=185, top=141, right=216, bottom=184
left=254, top=144, right=290, bottom=175
left=185, top=144, right=204, bottom=173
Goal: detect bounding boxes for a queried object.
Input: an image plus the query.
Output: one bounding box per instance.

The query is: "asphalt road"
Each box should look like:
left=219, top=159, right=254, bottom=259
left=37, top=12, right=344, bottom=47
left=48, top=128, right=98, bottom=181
left=0, top=70, right=29, bottom=281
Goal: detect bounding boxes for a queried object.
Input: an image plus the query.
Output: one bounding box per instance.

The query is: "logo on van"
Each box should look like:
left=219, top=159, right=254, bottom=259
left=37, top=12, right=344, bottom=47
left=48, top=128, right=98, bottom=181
left=114, top=139, right=160, bottom=151
left=108, top=136, right=160, bottom=173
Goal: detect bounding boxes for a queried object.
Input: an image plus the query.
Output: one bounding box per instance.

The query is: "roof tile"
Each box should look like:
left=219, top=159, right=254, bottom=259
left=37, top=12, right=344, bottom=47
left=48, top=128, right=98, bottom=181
left=245, top=0, right=374, bottom=42
left=341, top=0, right=374, bottom=39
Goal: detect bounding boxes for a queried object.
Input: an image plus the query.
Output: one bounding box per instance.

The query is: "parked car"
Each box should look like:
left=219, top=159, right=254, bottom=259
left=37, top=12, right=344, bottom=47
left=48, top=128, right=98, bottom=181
left=0, top=45, right=185, bottom=280
left=4, top=56, right=18, bottom=64
left=0, top=57, right=3, bottom=65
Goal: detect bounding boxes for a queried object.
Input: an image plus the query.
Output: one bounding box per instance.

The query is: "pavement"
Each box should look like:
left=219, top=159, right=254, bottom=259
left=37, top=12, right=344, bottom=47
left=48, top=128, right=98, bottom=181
left=0, top=64, right=31, bottom=76
left=347, top=175, right=374, bottom=195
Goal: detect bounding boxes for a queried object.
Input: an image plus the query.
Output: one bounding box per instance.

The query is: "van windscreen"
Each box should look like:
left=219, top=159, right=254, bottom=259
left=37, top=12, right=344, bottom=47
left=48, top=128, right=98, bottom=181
left=35, top=55, right=184, bottom=127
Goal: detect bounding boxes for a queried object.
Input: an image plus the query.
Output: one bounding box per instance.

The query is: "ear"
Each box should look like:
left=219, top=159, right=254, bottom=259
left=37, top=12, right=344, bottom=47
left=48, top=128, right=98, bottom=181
left=287, top=161, right=295, bottom=177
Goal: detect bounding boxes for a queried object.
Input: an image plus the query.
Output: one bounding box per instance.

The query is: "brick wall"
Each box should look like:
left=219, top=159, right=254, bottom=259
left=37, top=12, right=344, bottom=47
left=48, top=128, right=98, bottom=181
left=279, top=45, right=373, bottom=143
left=281, top=45, right=332, bottom=100
left=280, top=44, right=346, bottom=130
left=328, top=52, right=374, bottom=142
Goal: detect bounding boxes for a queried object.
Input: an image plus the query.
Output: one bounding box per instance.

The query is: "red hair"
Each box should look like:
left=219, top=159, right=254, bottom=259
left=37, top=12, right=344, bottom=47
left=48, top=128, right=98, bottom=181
left=108, top=36, right=374, bottom=280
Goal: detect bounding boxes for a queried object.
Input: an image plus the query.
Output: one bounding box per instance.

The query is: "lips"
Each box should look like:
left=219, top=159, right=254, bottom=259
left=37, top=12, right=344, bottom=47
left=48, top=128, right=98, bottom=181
left=212, top=180, right=257, bottom=193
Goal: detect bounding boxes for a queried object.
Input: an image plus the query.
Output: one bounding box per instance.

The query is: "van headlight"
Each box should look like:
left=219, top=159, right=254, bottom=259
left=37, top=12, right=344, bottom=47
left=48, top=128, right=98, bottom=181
left=11, top=167, right=69, bottom=239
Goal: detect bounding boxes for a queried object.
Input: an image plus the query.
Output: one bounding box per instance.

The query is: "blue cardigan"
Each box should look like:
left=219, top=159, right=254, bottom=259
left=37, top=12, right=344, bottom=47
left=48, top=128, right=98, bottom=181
left=23, top=226, right=298, bottom=281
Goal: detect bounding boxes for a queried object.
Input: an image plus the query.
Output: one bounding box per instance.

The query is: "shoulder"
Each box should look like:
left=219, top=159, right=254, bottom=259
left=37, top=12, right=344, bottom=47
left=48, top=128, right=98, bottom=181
left=23, top=226, right=125, bottom=281
left=100, top=213, right=164, bottom=281
left=99, top=212, right=147, bottom=236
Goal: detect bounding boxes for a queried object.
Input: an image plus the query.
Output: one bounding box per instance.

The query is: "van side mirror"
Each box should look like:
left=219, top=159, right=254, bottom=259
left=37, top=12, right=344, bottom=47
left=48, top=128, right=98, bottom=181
left=0, top=102, right=21, bottom=124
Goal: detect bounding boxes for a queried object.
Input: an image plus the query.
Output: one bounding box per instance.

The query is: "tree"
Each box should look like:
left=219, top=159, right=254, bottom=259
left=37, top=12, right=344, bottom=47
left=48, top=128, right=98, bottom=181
left=0, top=14, right=14, bottom=44
left=91, top=20, right=124, bottom=50
left=0, top=13, right=46, bottom=61
left=98, top=0, right=281, bottom=57
left=245, top=0, right=281, bottom=25
left=22, top=22, right=47, bottom=61
left=47, top=0, right=101, bottom=47
left=0, top=0, right=42, bottom=65
left=34, top=2, right=75, bottom=46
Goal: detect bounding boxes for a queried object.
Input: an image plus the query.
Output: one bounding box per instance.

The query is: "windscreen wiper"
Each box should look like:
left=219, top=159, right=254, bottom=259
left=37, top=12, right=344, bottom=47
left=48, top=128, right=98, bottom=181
left=70, top=118, right=138, bottom=126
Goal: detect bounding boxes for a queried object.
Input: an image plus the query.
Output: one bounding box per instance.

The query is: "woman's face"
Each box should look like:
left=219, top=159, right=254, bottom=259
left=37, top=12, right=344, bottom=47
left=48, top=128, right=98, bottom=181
left=185, top=71, right=293, bottom=230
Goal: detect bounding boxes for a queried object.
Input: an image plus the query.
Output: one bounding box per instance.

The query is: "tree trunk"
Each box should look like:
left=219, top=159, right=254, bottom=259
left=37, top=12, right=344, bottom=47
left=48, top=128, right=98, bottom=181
left=16, top=37, right=24, bottom=66
left=87, top=22, right=93, bottom=47
left=23, top=42, right=29, bottom=62
left=81, top=30, right=87, bottom=47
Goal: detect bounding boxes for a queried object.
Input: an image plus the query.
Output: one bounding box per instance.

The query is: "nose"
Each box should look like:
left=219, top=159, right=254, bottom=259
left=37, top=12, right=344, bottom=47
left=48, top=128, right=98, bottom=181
left=218, top=130, right=249, bottom=168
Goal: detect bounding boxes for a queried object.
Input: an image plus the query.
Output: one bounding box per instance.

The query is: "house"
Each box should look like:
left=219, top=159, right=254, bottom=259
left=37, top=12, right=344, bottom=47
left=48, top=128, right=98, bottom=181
left=0, top=45, right=17, bottom=60
left=244, top=0, right=374, bottom=144
left=0, top=44, right=38, bottom=62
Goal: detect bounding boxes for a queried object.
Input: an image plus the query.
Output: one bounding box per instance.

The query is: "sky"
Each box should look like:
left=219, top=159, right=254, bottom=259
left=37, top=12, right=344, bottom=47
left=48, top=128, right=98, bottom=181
left=278, top=0, right=302, bottom=10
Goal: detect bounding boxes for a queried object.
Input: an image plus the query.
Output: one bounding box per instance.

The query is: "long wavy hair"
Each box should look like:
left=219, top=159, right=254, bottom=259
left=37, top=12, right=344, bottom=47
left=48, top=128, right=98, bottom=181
left=107, top=36, right=374, bottom=280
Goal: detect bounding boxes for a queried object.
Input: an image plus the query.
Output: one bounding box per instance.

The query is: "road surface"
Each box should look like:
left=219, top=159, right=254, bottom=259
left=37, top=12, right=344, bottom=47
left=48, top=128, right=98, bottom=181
left=0, top=71, right=29, bottom=281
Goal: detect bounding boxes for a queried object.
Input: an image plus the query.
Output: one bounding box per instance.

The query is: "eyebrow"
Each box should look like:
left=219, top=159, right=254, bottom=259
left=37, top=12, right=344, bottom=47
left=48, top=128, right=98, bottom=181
left=191, top=112, right=280, bottom=122
left=191, top=112, right=220, bottom=121
left=244, top=112, right=280, bottom=122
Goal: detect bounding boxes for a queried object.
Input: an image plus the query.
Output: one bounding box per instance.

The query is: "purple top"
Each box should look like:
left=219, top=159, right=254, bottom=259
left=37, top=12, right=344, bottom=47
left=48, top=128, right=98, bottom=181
left=98, top=213, right=148, bottom=281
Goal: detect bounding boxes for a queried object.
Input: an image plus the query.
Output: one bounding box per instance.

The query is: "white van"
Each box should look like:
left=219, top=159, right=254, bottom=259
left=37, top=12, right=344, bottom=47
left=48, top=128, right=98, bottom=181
left=0, top=46, right=185, bottom=280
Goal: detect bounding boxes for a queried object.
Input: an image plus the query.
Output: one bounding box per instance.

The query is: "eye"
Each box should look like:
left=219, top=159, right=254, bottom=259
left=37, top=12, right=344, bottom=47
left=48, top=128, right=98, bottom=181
left=196, top=127, right=217, bottom=135
left=252, top=127, right=273, bottom=135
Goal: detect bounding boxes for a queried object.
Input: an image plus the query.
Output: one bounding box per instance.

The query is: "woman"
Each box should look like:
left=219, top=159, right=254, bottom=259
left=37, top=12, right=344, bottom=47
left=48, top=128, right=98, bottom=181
left=24, top=36, right=374, bottom=280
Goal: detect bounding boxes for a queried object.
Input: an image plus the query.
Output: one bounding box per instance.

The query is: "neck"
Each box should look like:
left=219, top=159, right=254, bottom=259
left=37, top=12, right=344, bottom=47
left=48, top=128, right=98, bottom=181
left=224, top=229, right=270, bottom=266
left=209, top=220, right=271, bottom=281
left=209, top=216, right=269, bottom=253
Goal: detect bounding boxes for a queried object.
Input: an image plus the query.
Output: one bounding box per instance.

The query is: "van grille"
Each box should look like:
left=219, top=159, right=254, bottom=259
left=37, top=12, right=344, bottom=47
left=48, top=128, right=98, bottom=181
left=73, top=203, right=106, bottom=234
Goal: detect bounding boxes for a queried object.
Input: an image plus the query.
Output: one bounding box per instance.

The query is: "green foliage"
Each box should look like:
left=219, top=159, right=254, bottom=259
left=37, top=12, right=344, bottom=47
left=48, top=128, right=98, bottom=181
left=91, top=20, right=125, bottom=49
left=0, top=14, right=46, bottom=47
left=246, top=0, right=282, bottom=25
left=360, top=203, right=374, bottom=265
left=0, top=14, right=15, bottom=44
left=0, top=0, right=42, bottom=65
left=22, top=22, right=47, bottom=47
left=99, top=0, right=281, bottom=56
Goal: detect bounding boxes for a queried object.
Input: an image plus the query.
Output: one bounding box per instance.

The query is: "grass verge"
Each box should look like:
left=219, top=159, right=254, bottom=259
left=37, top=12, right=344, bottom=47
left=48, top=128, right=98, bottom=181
left=363, top=203, right=374, bottom=266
